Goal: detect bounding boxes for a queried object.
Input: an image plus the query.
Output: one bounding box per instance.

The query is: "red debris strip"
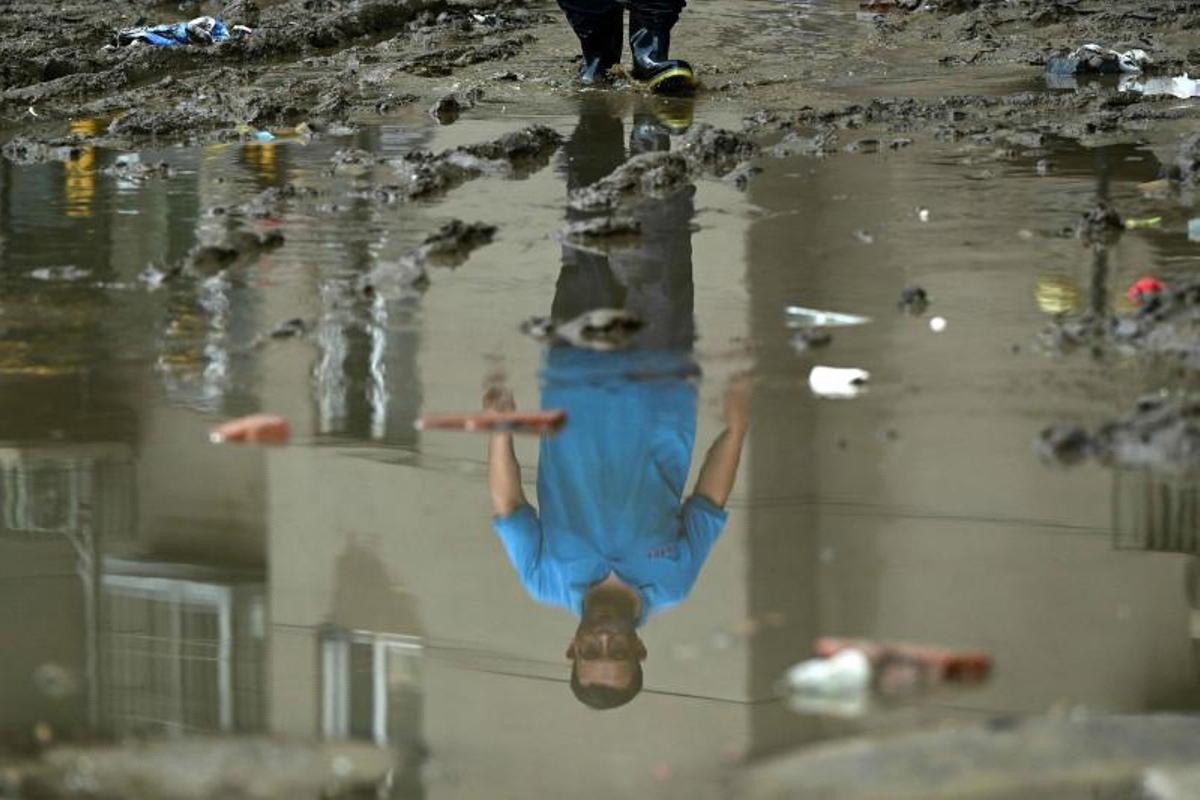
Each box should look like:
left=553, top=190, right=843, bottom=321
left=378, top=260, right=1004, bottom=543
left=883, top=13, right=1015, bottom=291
left=209, top=413, right=291, bottom=444
left=416, top=410, right=567, bottom=435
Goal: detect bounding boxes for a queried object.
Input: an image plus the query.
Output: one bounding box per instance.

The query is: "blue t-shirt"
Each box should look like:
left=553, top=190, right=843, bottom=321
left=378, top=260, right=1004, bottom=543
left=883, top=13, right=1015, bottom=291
left=492, top=349, right=728, bottom=625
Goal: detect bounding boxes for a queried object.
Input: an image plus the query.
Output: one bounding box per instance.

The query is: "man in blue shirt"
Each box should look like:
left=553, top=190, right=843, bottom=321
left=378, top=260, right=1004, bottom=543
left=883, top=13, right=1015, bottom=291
left=487, top=94, right=749, bottom=711
left=486, top=366, right=748, bottom=710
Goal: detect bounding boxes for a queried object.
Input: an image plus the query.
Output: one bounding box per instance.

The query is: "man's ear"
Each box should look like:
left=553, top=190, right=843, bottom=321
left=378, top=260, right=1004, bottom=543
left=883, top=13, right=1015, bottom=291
left=566, top=641, right=576, bottom=660
left=636, top=639, right=648, bottom=661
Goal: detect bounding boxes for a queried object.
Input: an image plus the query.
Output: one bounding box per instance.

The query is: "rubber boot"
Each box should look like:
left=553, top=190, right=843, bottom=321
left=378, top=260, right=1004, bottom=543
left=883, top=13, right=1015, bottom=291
left=630, top=96, right=694, bottom=155
left=570, top=8, right=624, bottom=87
left=628, top=19, right=696, bottom=95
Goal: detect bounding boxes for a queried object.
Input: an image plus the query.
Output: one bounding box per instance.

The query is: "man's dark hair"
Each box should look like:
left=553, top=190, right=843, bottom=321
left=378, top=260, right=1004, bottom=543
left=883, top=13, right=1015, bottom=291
left=570, top=661, right=643, bottom=710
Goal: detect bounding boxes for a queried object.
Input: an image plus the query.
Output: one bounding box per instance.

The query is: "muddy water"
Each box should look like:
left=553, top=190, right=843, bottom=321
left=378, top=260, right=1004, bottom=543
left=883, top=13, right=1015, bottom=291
left=3, top=1, right=1200, bottom=798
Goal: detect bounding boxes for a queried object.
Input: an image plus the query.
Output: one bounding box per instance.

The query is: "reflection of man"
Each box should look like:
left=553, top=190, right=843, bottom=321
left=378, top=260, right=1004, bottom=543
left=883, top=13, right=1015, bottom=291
left=485, top=97, right=750, bottom=710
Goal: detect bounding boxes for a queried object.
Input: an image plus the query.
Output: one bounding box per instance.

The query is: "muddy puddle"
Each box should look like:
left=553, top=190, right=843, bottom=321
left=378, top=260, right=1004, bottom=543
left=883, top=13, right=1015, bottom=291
left=3, top=0, right=1200, bottom=798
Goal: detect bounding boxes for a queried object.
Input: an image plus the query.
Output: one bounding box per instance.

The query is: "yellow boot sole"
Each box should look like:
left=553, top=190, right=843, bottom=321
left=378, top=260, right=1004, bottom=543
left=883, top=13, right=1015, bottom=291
left=645, top=66, right=697, bottom=95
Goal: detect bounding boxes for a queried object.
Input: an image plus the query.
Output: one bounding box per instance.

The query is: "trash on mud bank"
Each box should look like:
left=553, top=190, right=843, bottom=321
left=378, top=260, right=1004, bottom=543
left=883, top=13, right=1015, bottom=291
left=210, top=413, right=291, bottom=444
left=520, top=309, right=644, bottom=351
left=8, top=737, right=394, bottom=799
left=1046, top=44, right=1149, bottom=76
left=108, top=16, right=252, bottom=49
left=416, top=410, right=567, bottom=435
left=808, top=366, right=870, bottom=398
left=780, top=637, right=992, bottom=718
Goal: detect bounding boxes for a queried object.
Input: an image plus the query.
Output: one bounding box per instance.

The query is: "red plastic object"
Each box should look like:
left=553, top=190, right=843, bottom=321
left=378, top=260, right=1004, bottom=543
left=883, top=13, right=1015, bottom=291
left=210, top=413, right=291, bottom=444
left=416, top=410, right=567, bottom=435
left=1126, top=276, right=1166, bottom=305
left=815, top=637, right=993, bottom=685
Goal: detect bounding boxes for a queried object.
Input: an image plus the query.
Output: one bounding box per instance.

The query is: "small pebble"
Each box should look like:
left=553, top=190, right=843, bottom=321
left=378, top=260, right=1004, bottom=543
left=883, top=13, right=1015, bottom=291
left=930, top=316, right=947, bottom=333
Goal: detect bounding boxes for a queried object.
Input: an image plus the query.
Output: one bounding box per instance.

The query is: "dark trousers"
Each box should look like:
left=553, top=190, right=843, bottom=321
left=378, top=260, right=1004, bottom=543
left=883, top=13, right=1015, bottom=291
left=557, top=0, right=686, bottom=40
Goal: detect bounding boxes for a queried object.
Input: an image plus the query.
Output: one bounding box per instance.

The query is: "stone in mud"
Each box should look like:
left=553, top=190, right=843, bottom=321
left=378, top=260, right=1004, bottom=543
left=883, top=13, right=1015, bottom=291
left=428, top=86, right=483, bottom=125
left=520, top=309, right=644, bottom=351
left=11, top=736, right=395, bottom=799
left=568, top=151, right=693, bottom=212
left=559, top=217, right=642, bottom=241
left=1034, top=424, right=1094, bottom=467
left=675, top=123, right=760, bottom=177
left=416, top=220, right=497, bottom=267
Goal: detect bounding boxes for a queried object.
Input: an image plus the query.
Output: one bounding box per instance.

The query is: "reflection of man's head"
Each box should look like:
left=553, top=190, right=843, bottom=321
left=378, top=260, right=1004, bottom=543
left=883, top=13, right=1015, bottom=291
left=567, top=586, right=648, bottom=710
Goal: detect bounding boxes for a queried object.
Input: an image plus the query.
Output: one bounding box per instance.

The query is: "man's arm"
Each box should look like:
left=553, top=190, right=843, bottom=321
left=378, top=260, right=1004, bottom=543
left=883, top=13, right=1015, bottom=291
left=693, top=374, right=751, bottom=508
left=485, top=387, right=528, bottom=516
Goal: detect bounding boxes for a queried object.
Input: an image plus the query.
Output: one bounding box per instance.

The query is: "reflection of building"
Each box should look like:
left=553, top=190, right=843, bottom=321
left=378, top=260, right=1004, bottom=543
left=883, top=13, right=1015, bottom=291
left=100, top=565, right=265, bottom=737
left=1113, top=470, right=1200, bottom=556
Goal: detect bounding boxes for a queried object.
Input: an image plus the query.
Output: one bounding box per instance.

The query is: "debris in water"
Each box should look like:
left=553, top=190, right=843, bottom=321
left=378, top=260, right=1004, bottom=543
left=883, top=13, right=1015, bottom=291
left=917, top=207, right=931, bottom=222
left=1046, top=44, right=1149, bottom=76
left=785, top=306, right=870, bottom=328
left=108, top=16, right=252, bottom=49
left=899, top=286, right=929, bottom=315
left=1121, top=74, right=1200, bottom=99
left=520, top=309, right=644, bottom=351
left=929, top=316, right=947, bottom=333
left=1124, top=216, right=1163, bottom=230
left=853, top=229, right=875, bottom=245
left=1126, top=277, right=1167, bottom=306
left=210, top=413, right=291, bottom=444
left=808, top=366, right=870, bottom=398
left=781, top=637, right=993, bottom=717
left=416, top=410, right=567, bottom=435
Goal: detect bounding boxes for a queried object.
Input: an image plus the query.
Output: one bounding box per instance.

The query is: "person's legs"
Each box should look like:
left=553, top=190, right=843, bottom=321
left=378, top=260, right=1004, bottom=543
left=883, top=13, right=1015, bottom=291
left=557, top=0, right=625, bottom=85
left=627, top=0, right=695, bottom=94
